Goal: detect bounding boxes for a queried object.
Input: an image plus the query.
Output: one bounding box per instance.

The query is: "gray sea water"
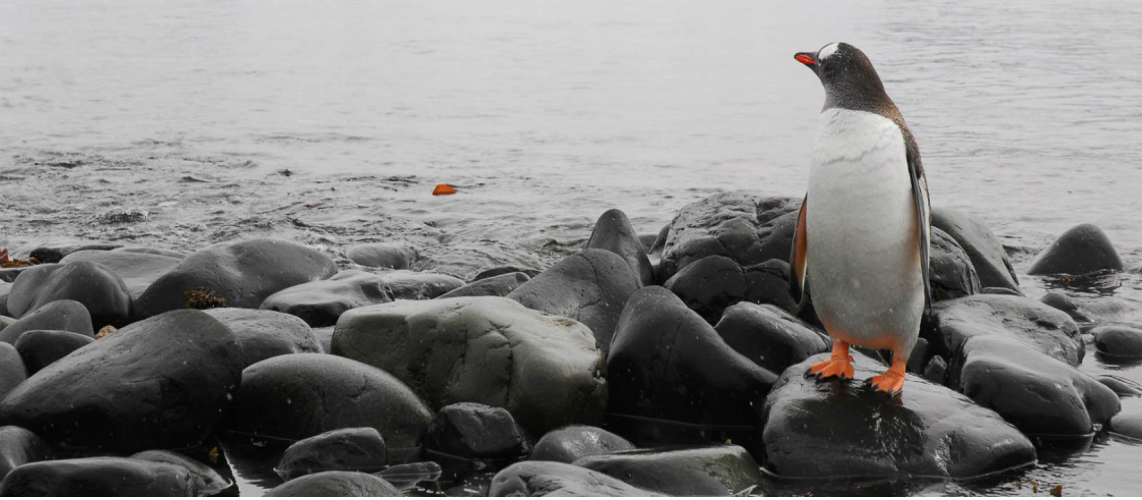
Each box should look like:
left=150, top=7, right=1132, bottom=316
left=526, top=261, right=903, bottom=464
left=2, top=0, right=1141, bottom=496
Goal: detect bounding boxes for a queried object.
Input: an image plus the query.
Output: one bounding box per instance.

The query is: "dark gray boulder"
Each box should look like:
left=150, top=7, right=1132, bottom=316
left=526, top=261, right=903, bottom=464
left=488, top=461, right=662, bottom=497
left=372, top=270, right=464, bottom=300
left=112, top=246, right=186, bottom=259
left=664, top=256, right=796, bottom=323
left=608, top=286, right=777, bottom=428
left=6, top=261, right=131, bottom=327
left=0, top=344, right=25, bottom=401
left=930, top=207, right=1020, bottom=293
left=226, top=353, right=432, bottom=461
left=1098, top=375, right=1142, bottom=397
left=658, top=193, right=800, bottom=282
left=714, top=302, right=830, bottom=375
left=1092, top=324, right=1142, bottom=358
left=135, top=238, right=339, bottom=317
left=437, top=272, right=530, bottom=299
left=346, top=243, right=416, bottom=270
left=260, top=270, right=394, bottom=327
left=1028, top=223, right=1123, bottom=275
left=130, top=450, right=230, bottom=495
left=203, top=308, right=321, bottom=369
left=1109, top=398, right=1142, bottom=441
left=473, top=266, right=541, bottom=281
left=0, top=457, right=195, bottom=496
left=0, top=310, right=243, bottom=453
left=1040, top=291, right=1094, bottom=323
left=585, top=209, right=655, bottom=287
left=28, top=244, right=122, bottom=264
left=275, top=428, right=388, bottom=481
left=332, top=297, right=607, bottom=436
left=0, top=300, right=93, bottom=345
left=929, top=227, right=981, bottom=301
left=60, top=250, right=181, bottom=300
left=508, top=249, right=640, bottom=354
left=14, top=330, right=94, bottom=375
left=0, top=282, right=11, bottom=317
left=0, top=426, right=51, bottom=483
left=929, top=294, right=1083, bottom=367
left=265, top=470, right=400, bottom=497
left=424, top=402, right=530, bottom=460
left=573, top=445, right=762, bottom=496
left=759, top=353, right=1036, bottom=479
left=529, top=426, right=634, bottom=464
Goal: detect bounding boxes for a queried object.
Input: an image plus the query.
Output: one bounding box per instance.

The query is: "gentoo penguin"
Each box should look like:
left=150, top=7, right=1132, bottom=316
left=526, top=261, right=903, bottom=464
left=789, top=42, right=932, bottom=394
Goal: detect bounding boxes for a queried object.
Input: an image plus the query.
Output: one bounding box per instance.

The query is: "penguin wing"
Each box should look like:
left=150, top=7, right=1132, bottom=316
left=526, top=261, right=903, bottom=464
left=905, top=131, right=933, bottom=314
left=789, top=194, right=809, bottom=308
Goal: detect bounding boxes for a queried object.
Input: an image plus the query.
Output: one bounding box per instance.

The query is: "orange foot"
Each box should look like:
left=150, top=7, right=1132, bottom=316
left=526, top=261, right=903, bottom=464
left=869, top=356, right=907, bottom=394
left=808, top=341, right=855, bottom=380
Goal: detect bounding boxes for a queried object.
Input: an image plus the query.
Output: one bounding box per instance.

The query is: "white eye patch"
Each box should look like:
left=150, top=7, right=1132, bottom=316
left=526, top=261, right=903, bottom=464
left=818, top=43, right=840, bottom=61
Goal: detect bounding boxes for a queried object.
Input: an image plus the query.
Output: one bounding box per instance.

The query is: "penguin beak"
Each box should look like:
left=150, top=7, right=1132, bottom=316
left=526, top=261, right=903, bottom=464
left=795, top=52, right=818, bottom=69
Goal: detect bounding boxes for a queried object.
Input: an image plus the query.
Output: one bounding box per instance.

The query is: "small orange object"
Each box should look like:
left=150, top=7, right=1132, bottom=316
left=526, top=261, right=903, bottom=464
left=433, top=184, right=457, bottom=196
left=0, top=248, right=8, bottom=264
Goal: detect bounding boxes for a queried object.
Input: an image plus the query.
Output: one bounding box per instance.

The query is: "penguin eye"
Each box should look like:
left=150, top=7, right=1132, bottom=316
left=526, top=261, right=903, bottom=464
left=818, top=43, right=840, bottom=62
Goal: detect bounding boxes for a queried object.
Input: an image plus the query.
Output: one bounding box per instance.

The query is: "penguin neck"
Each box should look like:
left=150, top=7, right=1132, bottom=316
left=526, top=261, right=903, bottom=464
left=821, top=73, right=897, bottom=118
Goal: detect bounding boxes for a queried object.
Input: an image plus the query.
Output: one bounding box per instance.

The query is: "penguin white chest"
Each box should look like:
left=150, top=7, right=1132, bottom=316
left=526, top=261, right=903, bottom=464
left=805, top=108, right=924, bottom=349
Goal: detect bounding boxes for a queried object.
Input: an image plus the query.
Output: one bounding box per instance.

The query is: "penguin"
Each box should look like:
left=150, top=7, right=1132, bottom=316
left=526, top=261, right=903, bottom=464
left=789, top=42, right=932, bottom=395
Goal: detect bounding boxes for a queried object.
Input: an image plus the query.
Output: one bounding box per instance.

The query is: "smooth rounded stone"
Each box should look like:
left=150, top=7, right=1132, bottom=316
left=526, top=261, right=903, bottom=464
left=508, top=249, right=640, bottom=354
left=529, top=426, right=634, bottom=464
left=372, top=269, right=464, bottom=300
left=645, top=223, right=670, bottom=265
left=260, top=270, right=394, bottom=327
left=275, top=428, right=387, bottom=481
left=203, top=308, right=321, bottom=368
left=6, top=261, right=131, bottom=327
left=608, top=286, right=777, bottom=427
left=0, top=300, right=93, bottom=345
left=714, top=302, right=830, bottom=375
left=437, top=272, right=530, bottom=299
left=573, top=445, right=761, bottom=496
left=424, top=403, right=529, bottom=460
left=0, top=344, right=25, bottom=401
left=130, top=450, right=230, bottom=495
left=585, top=208, right=656, bottom=287
left=929, top=226, right=981, bottom=301
left=1028, top=223, right=1123, bottom=275
left=135, top=238, right=339, bottom=317
left=332, top=297, right=607, bottom=435
left=227, top=353, right=432, bottom=459
left=112, top=246, right=187, bottom=259
left=377, top=461, right=443, bottom=489
left=931, top=207, right=1021, bottom=293
left=929, top=294, right=1083, bottom=367
left=983, top=286, right=1022, bottom=296
left=0, top=282, right=11, bottom=317
left=760, top=352, right=1036, bottom=479
left=265, top=470, right=400, bottom=497
left=60, top=249, right=181, bottom=300
left=0, top=426, right=51, bottom=482
left=28, top=243, right=122, bottom=264
left=472, top=266, right=541, bottom=281
left=1092, top=324, right=1142, bottom=358
left=0, top=457, right=195, bottom=496
left=0, top=315, right=12, bottom=330
left=0, top=310, right=243, bottom=453
left=1108, top=398, right=1142, bottom=441
left=658, top=193, right=801, bottom=282
left=313, top=326, right=334, bottom=353
left=664, top=255, right=796, bottom=323
left=1040, top=291, right=1094, bottom=323
left=13, top=330, right=94, bottom=375
left=488, top=461, right=662, bottom=497
left=1097, top=375, right=1142, bottom=397
left=950, top=335, right=1120, bottom=436
left=346, top=243, right=416, bottom=270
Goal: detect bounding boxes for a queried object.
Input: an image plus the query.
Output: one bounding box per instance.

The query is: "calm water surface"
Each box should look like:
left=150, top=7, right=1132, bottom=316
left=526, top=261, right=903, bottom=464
left=1, top=0, right=1140, bottom=496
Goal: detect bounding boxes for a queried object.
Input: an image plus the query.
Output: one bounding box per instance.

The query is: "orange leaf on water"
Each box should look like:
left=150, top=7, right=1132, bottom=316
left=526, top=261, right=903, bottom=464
left=433, top=184, right=457, bottom=196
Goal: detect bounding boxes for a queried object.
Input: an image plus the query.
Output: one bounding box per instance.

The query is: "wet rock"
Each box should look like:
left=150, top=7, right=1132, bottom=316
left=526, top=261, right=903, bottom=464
left=0, top=300, right=93, bottom=345
left=1028, top=223, right=1123, bottom=275
left=983, top=287, right=1021, bottom=296
left=7, top=261, right=131, bottom=327
left=28, top=243, right=122, bottom=264
left=473, top=266, right=541, bottom=281
left=0, top=283, right=11, bottom=317
left=608, top=286, right=777, bottom=427
left=130, top=450, right=230, bottom=495
left=664, top=256, right=796, bottom=323
left=1040, top=292, right=1094, bottom=323
left=585, top=209, right=655, bottom=287
left=0, top=344, right=25, bottom=401
left=60, top=250, right=181, bottom=301
left=0, top=316, right=12, bottom=330
left=1097, top=375, right=1142, bottom=397
left=573, top=445, right=761, bottom=496
left=265, top=471, right=400, bottom=497
left=759, top=352, right=1036, bottom=479
left=488, top=461, right=662, bottom=497
left=714, top=302, right=830, bottom=375
left=275, top=428, right=388, bottom=481
left=346, top=243, right=416, bottom=270
left=923, top=355, right=948, bottom=384
left=658, top=193, right=800, bottom=282
left=1092, top=324, right=1142, bottom=358
left=950, top=335, right=1120, bottom=436
left=0, top=310, right=243, bottom=453
left=929, top=227, right=981, bottom=301
left=227, top=353, right=432, bottom=461
left=424, top=403, right=530, bottom=460
left=508, top=249, right=639, bottom=354
left=135, top=238, right=338, bottom=317
left=529, top=426, right=634, bottom=464
left=203, top=308, right=320, bottom=369
left=437, top=272, right=529, bottom=299
left=928, top=294, right=1083, bottom=366
left=312, top=326, right=334, bottom=353
left=1108, top=398, right=1142, bottom=441
left=930, top=208, right=1020, bottom=293
left=260, top=270, right=394, bottom=327
left=646, top=223, right=670, bottom=267
left=14, top=330, right=94, bottom=375
left=332, top=297, right=607, bottom=436
left=0, top=426, right=50, bottom=482
left=0, top=457, right=194, bottom=496
left=372, top=270, right=464, bottom=300
left=112, top=246, right=186, bottom=259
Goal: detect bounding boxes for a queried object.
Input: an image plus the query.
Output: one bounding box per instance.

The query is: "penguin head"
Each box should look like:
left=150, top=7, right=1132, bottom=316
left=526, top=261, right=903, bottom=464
left=794, top=42, right=890, bottom=110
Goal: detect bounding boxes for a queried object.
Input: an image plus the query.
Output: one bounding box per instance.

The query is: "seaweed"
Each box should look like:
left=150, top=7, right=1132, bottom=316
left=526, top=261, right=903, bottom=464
left=185, top=287, right=230, bottom=309
left=0, top=248, right=39, bottom=268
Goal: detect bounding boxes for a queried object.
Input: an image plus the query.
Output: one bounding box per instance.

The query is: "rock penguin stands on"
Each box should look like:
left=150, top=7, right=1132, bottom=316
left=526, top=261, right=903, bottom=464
left=790, top=42, right=932, bottom=394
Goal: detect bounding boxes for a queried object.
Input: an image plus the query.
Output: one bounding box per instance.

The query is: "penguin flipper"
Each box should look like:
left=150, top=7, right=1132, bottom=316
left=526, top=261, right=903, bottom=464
left=905, top=132, right=933, bottom=315
left=789, top=194, right=809, bottom=309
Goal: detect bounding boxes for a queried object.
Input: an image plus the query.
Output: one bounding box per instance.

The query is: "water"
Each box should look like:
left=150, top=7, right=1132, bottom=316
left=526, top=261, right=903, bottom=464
left=1, top=0, right=1141, bottom=496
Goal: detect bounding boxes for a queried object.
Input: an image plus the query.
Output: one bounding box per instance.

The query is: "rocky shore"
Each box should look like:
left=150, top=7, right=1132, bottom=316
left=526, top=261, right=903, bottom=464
left=1, top=191, right=1140, bottom=496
